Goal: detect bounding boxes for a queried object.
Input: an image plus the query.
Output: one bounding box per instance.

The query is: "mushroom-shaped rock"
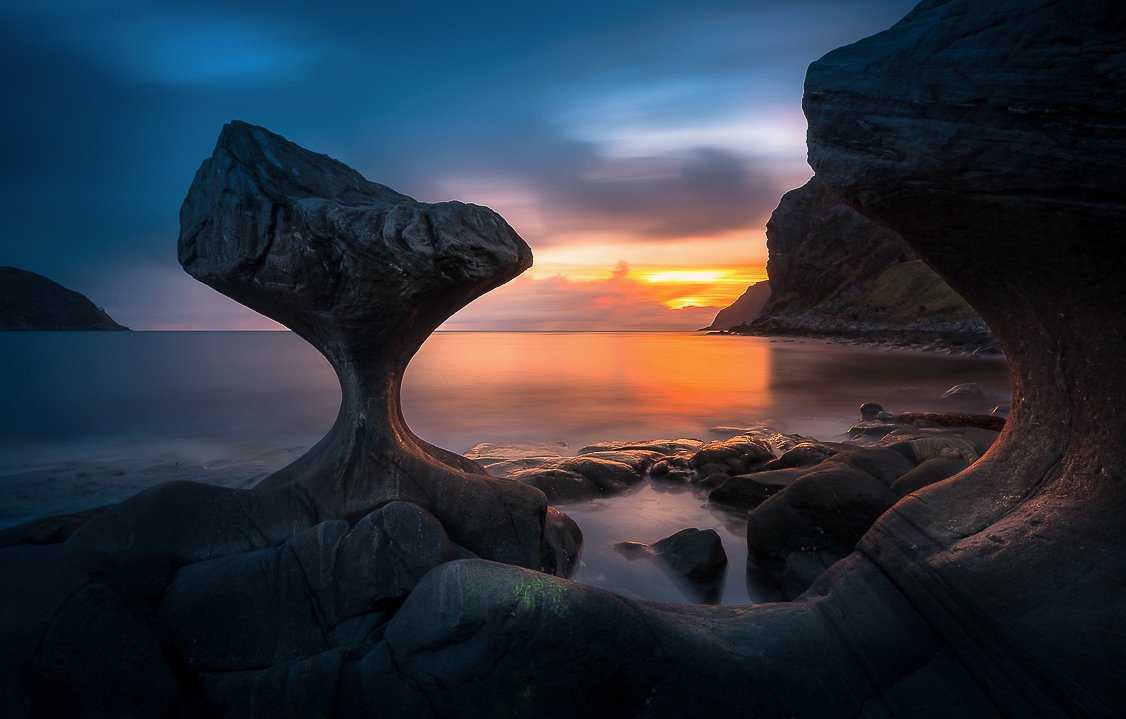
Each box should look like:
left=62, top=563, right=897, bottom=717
left=70, top=122, right=572, bottom=575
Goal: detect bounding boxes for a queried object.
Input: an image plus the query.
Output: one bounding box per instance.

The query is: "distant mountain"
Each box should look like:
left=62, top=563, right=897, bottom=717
left=0, top=267, right=127, bottom=330
left=718, top=177, right=996, bottom=352
left=703, top=280, right=771, bottom=330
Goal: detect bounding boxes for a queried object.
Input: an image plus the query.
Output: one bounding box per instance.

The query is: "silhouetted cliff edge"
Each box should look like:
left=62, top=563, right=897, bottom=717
left=713, top=177, right=997, bottom=352
left=0, top=267, right=127, bottom=330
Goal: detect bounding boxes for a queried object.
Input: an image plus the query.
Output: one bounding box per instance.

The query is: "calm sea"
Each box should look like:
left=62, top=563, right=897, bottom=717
left=0, top=331, right=1009, bottom=603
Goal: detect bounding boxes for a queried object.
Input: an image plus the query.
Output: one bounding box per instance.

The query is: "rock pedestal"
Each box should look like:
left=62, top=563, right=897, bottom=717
left=69, top=122, right=575, bottom=574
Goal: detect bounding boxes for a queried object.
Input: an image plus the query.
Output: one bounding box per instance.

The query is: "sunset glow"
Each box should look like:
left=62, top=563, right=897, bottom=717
left=446, top=261, right=768, bottom=330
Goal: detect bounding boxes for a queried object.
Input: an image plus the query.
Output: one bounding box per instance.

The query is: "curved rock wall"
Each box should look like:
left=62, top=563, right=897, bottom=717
left=804, top=0, right=1126, bottom=712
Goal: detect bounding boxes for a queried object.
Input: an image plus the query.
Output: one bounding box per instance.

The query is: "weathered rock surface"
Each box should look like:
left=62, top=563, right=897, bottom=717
left=702, top=279, right=771, bottom=330
left=0, top=267, right=127, bottom=330
left=733, top=176, right=996, bottom=351
left=803, top=0, right=1126, bottom=712
left=70, top=121, right=572, bottom=575
left=158, top=502, right=466, bottom=672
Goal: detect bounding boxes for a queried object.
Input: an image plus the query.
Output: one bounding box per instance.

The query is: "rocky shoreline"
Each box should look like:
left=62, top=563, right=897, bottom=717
left=463, top=398, right=1006, bottom=601
left=711, top=317, right=1001, bottom=356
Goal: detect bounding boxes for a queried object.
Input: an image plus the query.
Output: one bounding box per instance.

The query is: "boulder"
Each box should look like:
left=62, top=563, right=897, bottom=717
left=688, top=435, right=775, bottom=472
left=940, top=382, right=986, bottom=400
left=490, top=455, right=644, bottom=502
left=617, top=528, right=728, bottom=604
left=757, top=441, right=839, bottom=471
left=707, top=468, right=806, bottom=511
left=158, top=502, right=464, bottom=672
left=651, top=528, right=728, bottom=584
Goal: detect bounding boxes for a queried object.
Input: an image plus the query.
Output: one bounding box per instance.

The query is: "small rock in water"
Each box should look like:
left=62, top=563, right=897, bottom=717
left=652, top=529, right=728, bottom=584
left=616, top=528, right=728, bottom=604
left=941, top=382, right=986, bottom=400
left=859, top=402, right=885, bottom=421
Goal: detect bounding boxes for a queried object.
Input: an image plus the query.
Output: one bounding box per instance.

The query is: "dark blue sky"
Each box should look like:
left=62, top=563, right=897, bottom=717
left=1, top=0, right=916, bottom=329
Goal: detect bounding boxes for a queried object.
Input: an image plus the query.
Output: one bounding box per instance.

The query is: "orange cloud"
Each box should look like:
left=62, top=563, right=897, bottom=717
left=445, top=261, right=766, bottom=330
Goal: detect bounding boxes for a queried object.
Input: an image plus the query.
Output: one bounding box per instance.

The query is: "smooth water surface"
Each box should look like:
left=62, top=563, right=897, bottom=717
left=0, top=330, right=1009, bottom=604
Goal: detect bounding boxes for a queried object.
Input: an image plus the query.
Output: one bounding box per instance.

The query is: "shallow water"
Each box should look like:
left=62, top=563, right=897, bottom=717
left=0, top=330, right=1009, bottom=604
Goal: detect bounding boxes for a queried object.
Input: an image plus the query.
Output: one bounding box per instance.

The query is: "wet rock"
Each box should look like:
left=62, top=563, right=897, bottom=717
left=847, top=421, right=902, bottom=439
left=874, top=426, right=1000, bottom=458
left=688, top=435, right=774, bottom=471
left=572, top=450, right=663, bottom=474
left=652, top=529, right=727, bottom=583
left=940, top=383, right=986, bottom=400
left=758, top=441, right=839, bottom=471
left=579, top=439, right=703, bottom=456
left=886, top=437, right=979, bottom=465
left=496, top=455, right=643, bottom=502
left=708, top=468, right=806, bottom=511
left=887, top=412, right=1006, bottom=433
left=199, top=649, right=347, bottom=719
left=696, top=472, right=731, bottom=490
left=616, top=528, right=727, bottom=603
left=745, top=463, right=899, bottom=599
left=463, top=441, right=568, bottom=464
